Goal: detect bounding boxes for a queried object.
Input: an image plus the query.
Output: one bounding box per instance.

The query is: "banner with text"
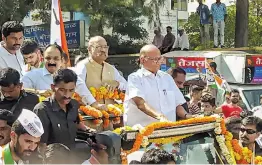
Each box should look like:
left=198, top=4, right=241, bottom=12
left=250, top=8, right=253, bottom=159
left=24, top=20, right=85, bottom=49
left=162, top=57, right=206, bottom=73
left=245, top=55, right=262, bottom=83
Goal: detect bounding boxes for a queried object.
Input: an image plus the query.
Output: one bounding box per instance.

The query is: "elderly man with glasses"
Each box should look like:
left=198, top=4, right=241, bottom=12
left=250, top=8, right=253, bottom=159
left=75, top=36, right=127, bottom=105
left=124, top=44, right=192, bottom=127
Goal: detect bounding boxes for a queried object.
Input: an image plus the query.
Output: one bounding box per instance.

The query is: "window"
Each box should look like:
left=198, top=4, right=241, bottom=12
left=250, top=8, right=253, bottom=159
left=171, top=0, right=188, bottom=11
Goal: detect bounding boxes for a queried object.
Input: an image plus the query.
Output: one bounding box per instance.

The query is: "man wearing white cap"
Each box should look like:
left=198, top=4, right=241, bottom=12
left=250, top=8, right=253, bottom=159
left=173, top=27, right=189, bottom=51
left=0, top=109, right=44, bottom=165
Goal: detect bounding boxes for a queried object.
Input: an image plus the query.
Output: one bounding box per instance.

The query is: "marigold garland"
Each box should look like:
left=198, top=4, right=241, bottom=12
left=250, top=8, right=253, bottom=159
left=101, top=110, right=110, bottom=128
left=216, top=117, right=261, bottom=164
left=124, top=116, right=216, bottom=155
left=89, top=86, right=125, bottom=102
left=107, top=104, right=122, bottom=123
left=255, top=156, right=262, bottom=164
left=148, top=134, right=193, bottom=144
left=79, top=106, right=102, bottom=118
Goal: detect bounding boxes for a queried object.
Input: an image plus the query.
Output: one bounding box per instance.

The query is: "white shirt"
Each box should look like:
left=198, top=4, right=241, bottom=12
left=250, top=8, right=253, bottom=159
left=152, top=34, right=164, bottom=48
left=21, top=67, right=96, bottom=105
left=0, top=146, right=20, bottom=165
left=173, top=33, right=190, bottom=50
left=75, top=58, right=127, bottom=90
left=252, top=106, right=262, bottom=119
left=0, top=42, right=25, bottom=76
left=124, top=68, right=186, bottom=126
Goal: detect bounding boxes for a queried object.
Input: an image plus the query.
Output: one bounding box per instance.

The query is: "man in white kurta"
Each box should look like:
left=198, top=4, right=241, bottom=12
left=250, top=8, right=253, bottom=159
left=124, top=44, right=192, bottom=126
left=75, top=36, right=127, bottom=104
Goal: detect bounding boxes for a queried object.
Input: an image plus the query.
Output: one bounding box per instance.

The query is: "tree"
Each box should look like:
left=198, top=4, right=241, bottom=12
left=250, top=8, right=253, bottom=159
left=186, top=3, right=262, bottom=50
left=235, top=0, right=249, bottom=47
left=0, top=0, right=34, bottom=40
left=249, top=0, right=262, bottom=46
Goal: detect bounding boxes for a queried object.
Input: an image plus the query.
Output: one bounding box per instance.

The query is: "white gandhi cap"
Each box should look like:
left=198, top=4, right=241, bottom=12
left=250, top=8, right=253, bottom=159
left=17, top=109, right=44, bottom=138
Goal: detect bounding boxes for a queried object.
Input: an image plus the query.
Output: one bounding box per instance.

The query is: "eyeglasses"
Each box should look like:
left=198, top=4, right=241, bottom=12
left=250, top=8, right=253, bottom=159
left=240, top=128, right=257, bottom=134
left=144, top=56, right=164, bottom=63
left=92, top=45, right=109, bottom=50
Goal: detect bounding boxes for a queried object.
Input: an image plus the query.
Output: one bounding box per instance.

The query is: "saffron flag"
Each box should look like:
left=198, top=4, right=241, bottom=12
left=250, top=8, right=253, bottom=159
left=50, top=0, right=70, bottom=66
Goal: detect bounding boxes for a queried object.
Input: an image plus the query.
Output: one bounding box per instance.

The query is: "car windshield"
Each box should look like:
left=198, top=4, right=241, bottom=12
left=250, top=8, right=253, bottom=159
left=145, top=133, right=217, bottom=164
left=243, top=89, right=262, bottom=109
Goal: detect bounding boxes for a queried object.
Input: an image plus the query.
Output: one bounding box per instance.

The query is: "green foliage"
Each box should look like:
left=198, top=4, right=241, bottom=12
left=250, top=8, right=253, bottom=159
left=224, top=6, right=236, bottom=48
left=33, top=0, right=154, bottom=49
left=249, top=0, right=262, bottom=46
left=0, top=0, right=34, bottom=38
left=185, top=3, right=262, bottom=49
left=184, top=13, right=201, bottom=50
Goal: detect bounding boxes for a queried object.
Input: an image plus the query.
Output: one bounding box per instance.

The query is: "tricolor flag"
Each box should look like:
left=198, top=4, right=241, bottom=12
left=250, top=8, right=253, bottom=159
left=50, top=0, right=70, bottom=66
left=206, top=62, right=231, bottom=101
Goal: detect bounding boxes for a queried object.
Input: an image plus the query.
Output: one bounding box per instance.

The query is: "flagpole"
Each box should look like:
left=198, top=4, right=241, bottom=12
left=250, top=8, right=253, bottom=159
left=50, top=0, right=71, bottom=66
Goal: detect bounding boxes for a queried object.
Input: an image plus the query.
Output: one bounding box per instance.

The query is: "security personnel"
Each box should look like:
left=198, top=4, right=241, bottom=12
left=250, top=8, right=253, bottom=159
left=0, top=68, right=39, bottom=123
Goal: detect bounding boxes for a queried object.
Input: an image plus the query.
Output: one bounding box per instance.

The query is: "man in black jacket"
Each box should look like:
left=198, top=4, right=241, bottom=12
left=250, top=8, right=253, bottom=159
left=0, top=68, right=39, bottom=123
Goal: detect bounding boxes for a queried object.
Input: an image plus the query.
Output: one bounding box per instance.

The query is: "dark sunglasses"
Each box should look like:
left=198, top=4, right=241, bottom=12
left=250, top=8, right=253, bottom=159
left=240, top=128, right=257, bottom=134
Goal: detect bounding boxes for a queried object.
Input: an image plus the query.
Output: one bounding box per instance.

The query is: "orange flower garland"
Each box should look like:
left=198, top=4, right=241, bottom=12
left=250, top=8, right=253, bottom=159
left=255, top=156, right=262, bottom=164
left=79, top=106, right=103, bottom=125
left=101, top=110, right=110, bottom=128
left=220, top=119, right=227, bottom=135
left=124, top=116, right=216, bottom=155
left=219, top=118, right=261, bottom=164
left=107, top=104, right=122, bottom=123
left=231, top=139, right=251, bottom=164
left=89, top=86, right=125, bottom=101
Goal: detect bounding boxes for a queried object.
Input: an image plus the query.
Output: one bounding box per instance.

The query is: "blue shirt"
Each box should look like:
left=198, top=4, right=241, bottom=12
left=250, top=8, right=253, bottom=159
left=211, top=3, right=227, bottom=21
left=197, top=4, right=210, bottom=24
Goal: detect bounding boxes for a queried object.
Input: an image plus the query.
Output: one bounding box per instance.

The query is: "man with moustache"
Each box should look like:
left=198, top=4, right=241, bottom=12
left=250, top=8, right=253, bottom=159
left=34, top=69, right=89, bottom=149
left=124, top=44, right=191, bottom=127
left=216, top=89, right=243, bottom=118
left=0, top=68, right=39, bottom=121
left=0, top=109, right=13, bottom=146
left=75, top=36, right=127, bottom=105
left=21, top=43, right=105, bottom=110
left=239, top=116, right=262, bottom=156
left=20, top=39, right=44, bottom=72
left=0, top=109, right=44, bottom=164
left=0, top=21, right=25, bottom=76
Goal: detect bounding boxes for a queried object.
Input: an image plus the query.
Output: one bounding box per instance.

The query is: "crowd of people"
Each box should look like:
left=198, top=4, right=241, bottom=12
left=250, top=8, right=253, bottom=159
left=0, top=17, right=261, bottom=164
left=152, top=0, right=228, bottom=53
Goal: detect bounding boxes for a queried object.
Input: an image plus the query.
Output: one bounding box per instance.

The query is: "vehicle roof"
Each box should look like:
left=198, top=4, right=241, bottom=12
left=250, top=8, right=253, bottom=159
left=229, top=83, right=262, bottom=90
left=162, top=51, right=248, bottom=58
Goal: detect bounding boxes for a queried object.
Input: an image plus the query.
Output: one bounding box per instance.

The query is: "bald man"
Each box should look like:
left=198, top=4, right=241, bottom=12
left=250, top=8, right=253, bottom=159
left=124, top=44, right=192, bottom=126
left=75, top=36, right=127, bottom=105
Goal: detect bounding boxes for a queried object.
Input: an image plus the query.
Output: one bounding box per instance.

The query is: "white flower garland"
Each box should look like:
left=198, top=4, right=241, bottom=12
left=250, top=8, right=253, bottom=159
left=215, top=117, right=236, bottom=165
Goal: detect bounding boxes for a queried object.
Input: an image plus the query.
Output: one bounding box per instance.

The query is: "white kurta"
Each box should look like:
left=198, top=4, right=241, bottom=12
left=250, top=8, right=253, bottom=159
left=21, top=67, right=96, bottom=105
left=173, top=33, right=190, bottom=50
left=124, top=68, right=186, bottom=126
left=75, top=58, right=127, bottom=91
left=0, top=42, right=25, bottom=76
